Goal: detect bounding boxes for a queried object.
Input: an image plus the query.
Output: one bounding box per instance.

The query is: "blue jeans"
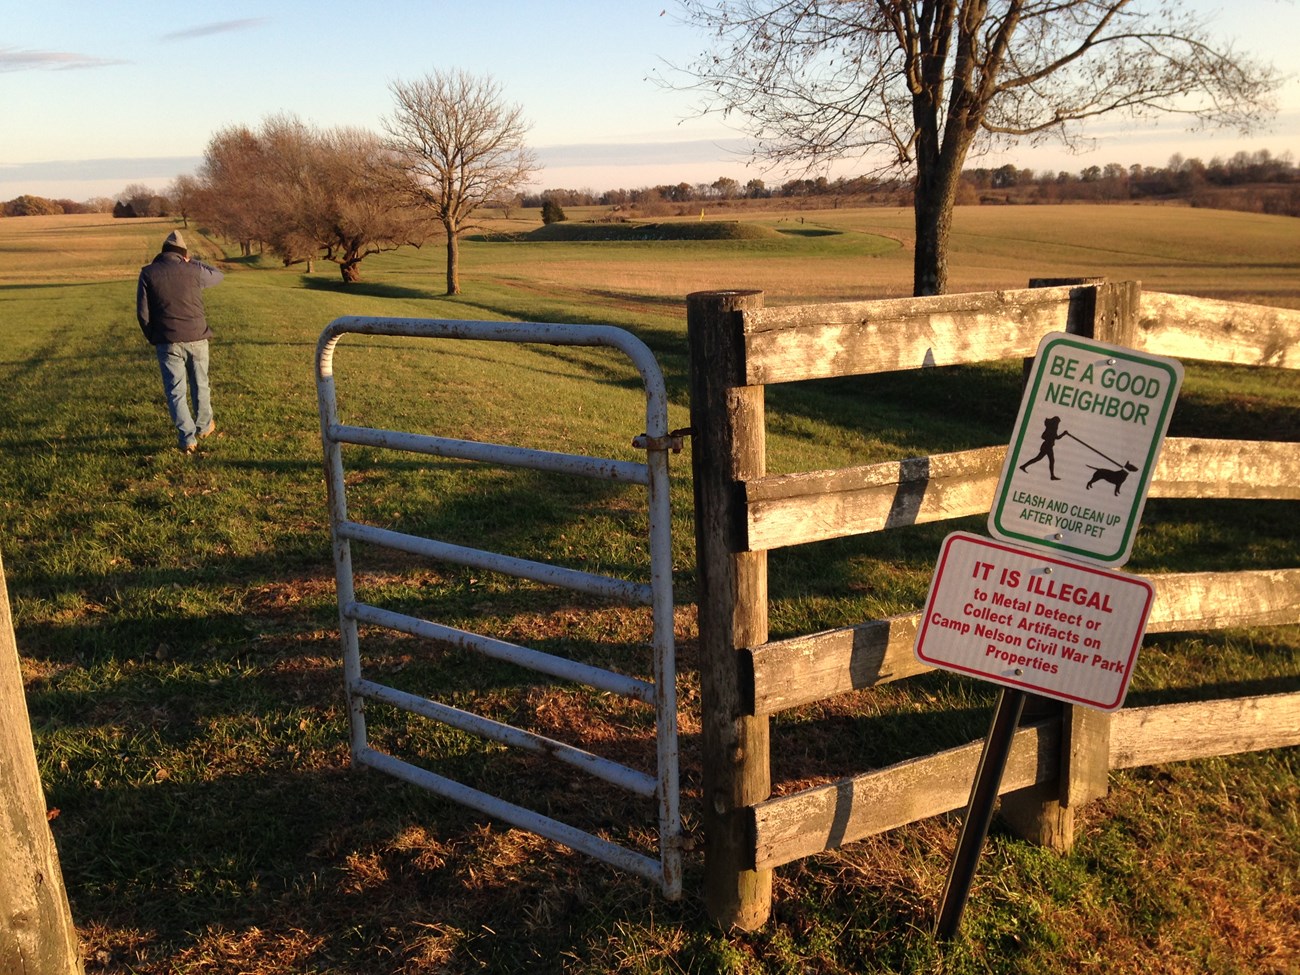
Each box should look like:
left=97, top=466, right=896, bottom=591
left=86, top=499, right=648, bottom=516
left=155, top=341, right=212, bottom=449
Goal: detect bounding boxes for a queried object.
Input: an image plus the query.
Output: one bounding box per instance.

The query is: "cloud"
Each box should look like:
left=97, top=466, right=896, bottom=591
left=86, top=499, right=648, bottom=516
left=160, top=19, right=270, bottom=42
left=0, top=156, right=202, bottom=183
left=0, top=47, right=128, bottom=72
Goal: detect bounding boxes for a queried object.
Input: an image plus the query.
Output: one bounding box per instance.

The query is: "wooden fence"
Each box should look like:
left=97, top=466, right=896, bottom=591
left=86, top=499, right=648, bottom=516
left=685, top=281, right=1300, bottom=930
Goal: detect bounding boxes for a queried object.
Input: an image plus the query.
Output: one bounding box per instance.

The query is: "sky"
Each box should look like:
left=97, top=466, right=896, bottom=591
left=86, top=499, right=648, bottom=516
left=2, top=0, right=1298, bottom=203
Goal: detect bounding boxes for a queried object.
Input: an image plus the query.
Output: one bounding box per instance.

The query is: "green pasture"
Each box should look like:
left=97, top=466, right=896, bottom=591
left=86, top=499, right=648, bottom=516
left=0, top=208, right=1296, bottom=974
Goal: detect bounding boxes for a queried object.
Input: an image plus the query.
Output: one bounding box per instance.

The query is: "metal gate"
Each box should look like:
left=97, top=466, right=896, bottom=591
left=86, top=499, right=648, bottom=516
left=315, top=316, right=683, bottom=898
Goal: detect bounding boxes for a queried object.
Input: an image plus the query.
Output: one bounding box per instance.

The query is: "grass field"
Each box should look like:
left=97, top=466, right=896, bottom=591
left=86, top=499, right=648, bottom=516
left=0, top=206, right=1297, bottom=974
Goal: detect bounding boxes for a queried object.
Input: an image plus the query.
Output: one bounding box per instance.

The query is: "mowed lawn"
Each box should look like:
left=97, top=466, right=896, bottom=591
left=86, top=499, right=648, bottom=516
left=0, top=207, right=1296, bottom=975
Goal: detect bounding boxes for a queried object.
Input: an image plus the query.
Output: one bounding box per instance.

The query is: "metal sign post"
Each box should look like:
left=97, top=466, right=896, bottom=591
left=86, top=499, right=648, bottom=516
left=934, top=687, right=1027, bottom=940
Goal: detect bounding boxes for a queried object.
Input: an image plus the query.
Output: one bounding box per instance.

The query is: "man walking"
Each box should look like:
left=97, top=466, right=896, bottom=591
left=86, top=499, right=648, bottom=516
left=137, top=230, right=224, bottom=453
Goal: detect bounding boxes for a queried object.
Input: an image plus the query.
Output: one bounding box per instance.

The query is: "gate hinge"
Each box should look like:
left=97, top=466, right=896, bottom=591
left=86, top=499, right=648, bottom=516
left=632, top=427, right=692, bottom=453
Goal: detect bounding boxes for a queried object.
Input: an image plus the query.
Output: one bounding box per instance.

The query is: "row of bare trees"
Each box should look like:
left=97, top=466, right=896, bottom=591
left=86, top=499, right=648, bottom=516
left=527, top=148, right=1298, bottom=212
left=186, top=70, right=537, bottom=292
left=11, top=142, right=1294, bottom=227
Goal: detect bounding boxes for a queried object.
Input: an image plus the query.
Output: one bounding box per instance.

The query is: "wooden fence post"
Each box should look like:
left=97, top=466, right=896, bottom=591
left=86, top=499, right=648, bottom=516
left=0, top=546, right=84, bottom=974
left=1001, top=278, right=1137, bottom=850
left=687, top=290, right=773, bottom=930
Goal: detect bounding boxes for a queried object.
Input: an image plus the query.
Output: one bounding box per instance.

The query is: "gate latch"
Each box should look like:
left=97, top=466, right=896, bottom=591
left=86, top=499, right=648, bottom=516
left=632, top=427, right=691, bottom=454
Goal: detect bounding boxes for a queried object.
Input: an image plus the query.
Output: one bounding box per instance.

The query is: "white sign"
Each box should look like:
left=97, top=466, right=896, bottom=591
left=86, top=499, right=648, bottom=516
left=989, top=333, right=1183, bottom=567
left=914, top=532, right=1155, bottom=711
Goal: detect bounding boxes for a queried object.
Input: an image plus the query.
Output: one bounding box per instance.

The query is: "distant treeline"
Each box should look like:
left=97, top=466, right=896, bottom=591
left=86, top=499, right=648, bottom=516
left=524, top=149, right=1299, bottom=217
left=0, top=183, right=167, bottom=219
left=3, top=148, right=1297, bottom=219
left=0, top=194, right=112, bottom=217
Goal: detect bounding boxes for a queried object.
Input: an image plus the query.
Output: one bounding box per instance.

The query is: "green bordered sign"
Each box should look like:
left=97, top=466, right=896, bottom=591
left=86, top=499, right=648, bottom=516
left=989, top=333, right=1184, bottom=567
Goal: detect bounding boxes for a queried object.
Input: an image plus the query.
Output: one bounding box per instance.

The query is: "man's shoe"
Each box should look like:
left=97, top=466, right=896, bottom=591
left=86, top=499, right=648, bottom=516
left=198, top=421, right=216, bottom=439
left=181, top=443, right=198, bottom=455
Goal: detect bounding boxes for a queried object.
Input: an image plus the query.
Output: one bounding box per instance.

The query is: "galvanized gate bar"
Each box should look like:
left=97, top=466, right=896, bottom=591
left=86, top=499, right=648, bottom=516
left=338, top=521, right=653, bottom=605
left=316, top=315, right=682, bottom=899
left=356, top=747, right=666, bottom=886
left=355, top=680, right=658, bottom=796
left=331, top=423, right=650, bottom=484
left=348, top=602, right=655, bottom=702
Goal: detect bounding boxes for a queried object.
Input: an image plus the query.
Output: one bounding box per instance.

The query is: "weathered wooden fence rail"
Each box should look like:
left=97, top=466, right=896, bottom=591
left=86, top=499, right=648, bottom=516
left=687, top=281, right=1299, bottom=929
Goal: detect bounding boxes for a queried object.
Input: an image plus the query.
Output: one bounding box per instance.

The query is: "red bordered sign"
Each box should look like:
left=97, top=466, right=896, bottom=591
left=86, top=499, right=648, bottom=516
left=914, top=532, right=1155, bottom=712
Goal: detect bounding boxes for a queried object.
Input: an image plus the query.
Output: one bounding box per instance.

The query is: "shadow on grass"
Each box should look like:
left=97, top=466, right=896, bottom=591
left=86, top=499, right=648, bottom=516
left=769, top=667, right=1300, bottom=789
left=302, top=277, right=443, bottom=301
left=775, top=227, right=843, bottom=237
left=28, top=586, right=697, bottom=969
left=452, top=288, right=1034, bottom=458
left=0, top=281, right=100, bottom=293
left=61, top=756, right=693, bottom=973
left=446, top=293, right=692, bottom=367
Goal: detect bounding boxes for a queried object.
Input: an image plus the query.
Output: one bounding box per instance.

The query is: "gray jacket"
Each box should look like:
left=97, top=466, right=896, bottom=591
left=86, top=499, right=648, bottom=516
left=137, top=252, right=224, bottom=344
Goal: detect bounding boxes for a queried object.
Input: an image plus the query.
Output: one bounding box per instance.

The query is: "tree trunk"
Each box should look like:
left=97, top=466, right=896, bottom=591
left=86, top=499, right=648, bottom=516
left=0, top=547, right=83, bottom=975
left=340, top=260, right=362, bottom=284
left=912, top=160, right=959, bottom=297
left=444, top=230, right=460, bottom=296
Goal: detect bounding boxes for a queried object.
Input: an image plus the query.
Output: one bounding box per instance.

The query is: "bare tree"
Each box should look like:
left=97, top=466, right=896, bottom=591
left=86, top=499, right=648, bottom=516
left=195, top=125, right=276, bottom=256
left=194, top=115, right=434, bottom=282
left=670, top=1, right=1281, bottom=295
left=166, top=174, right=201, bottom=228
left=385, top=70, right=540, bottom=295
left=118, top=182, right=167, bottom=218
left=293, top=125, right=439, bottom=283
left=713, top=175, right=741, bottom=199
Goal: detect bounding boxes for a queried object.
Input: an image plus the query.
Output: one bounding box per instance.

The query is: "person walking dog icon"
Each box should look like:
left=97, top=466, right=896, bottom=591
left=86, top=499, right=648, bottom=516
left=1018, top=416, right=1067, bottom=480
